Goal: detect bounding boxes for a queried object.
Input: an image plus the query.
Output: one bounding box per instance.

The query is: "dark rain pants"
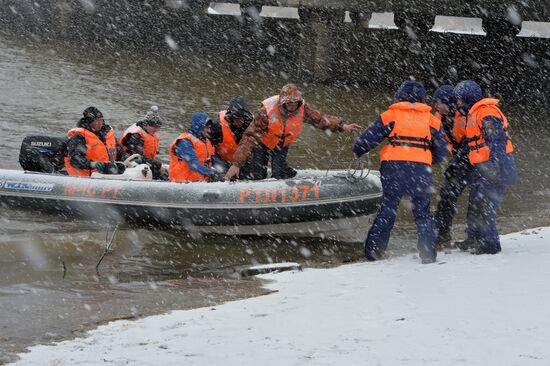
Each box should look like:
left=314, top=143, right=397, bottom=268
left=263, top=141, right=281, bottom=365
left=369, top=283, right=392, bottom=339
left=239, top=144, right=296, bottom=180
left=466, top=178, right=507, bottom=254
left=365, top=161, right=436, bottom=262
left=433, top=153, right=476, bottom=239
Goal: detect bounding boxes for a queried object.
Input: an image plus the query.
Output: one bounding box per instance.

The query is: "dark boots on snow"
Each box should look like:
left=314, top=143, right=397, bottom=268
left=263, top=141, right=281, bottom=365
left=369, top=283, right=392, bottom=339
left=435, top=231, right=452, bottom=251
left=455, top=237, right=479, bottom=251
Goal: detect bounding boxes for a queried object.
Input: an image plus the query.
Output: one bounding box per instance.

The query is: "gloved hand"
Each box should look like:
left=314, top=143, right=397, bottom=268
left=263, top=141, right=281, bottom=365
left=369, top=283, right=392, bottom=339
left=115, top=162, right=126, bottom=174
left=94, top=162, right=119, bottom=174
left=477, top=161, right=501, bottom=185
left=209, top=171, right=225, bottom=182
left=284, top=166, right=297, bottom=179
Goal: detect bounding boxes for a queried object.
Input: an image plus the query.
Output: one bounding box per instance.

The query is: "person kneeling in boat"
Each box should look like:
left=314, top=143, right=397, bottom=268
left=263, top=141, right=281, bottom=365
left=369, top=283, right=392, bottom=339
left=352, top=80, right=449, bottom=264
left=209, top=96, right=253, bottom=175
left=65, top=107, right=127, bottom=176
left=169, top=112, right=221, bottom=182
left=120, top=106, right=166, bottom=180
left=224, top=83, right=362, bottom=181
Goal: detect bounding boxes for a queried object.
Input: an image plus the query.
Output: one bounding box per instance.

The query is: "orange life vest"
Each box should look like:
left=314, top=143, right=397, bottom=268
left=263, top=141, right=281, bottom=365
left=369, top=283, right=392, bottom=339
left=119, top=123, right=159, bottom=160
left=380, top=102, right=441, bottom=165
left=260, top=95, right=305, bottom=150
left=464, top=98, right=513, bottom=164
left=64, top=127, right=116, bottom=176
left=168, top=132, right=213, bottom=182
left=452, top=110, right=467, bottom=144
left=215, top=111, right=238, bottom=162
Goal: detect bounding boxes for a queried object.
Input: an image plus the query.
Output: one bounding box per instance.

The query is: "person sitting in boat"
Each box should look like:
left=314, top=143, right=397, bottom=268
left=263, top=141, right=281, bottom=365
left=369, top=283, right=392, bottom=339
left=168, top=112, right=219, bottom=182
left=65, top=106, right=127, bottom=176
left=119, top=106, right=166, bottom=180
left=224, top=83, right=362, bottom=181
left=209, top=96, right=253, bottom=174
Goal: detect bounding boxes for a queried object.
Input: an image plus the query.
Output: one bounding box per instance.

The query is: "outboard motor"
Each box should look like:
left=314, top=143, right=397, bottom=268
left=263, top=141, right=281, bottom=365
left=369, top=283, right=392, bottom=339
left=19, top=135, right=67, bottom=173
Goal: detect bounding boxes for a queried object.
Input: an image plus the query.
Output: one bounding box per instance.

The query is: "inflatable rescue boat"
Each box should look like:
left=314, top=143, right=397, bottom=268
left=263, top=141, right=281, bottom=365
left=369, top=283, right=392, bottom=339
left=0, top=135, right=383, bottom=240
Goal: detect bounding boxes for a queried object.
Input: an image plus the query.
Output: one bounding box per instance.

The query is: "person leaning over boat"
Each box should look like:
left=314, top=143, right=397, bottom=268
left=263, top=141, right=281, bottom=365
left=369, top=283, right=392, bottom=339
left=352, top=80, right=449, bottom=264
left=120, top=106, right=166, bottom=180
left=65, top=106, right=128, bottom=176
left=224, top=83, right=362, bottom=181
left=431, top=85, right=476, bottom=250
left=452, top=80, right=517, bottom=254
left=168, top=112, right=219, bottom=182
left=209, top=96, right=253, bottom=174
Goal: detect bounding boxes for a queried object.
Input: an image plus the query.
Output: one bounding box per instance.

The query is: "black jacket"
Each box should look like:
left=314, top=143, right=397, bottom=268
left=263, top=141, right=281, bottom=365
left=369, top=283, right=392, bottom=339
left=210, top=96, right=252, bottom=146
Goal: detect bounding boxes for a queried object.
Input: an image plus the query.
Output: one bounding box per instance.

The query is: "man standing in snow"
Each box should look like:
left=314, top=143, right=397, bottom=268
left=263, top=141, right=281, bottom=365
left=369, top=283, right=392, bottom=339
left=353, top=80, right=449, bottom=264
left=453, top=80, right=517, bottom=254
left=224, top=83, right=361, bottom=180
left=431, top=85, right=476, bottom=250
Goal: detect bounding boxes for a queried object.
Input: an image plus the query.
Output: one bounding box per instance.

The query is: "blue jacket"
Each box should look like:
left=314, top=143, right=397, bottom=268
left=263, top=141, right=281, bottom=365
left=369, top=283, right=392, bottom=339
left=478, top=115, right=517, bottom=186
left=352, top=117, right=449, bottom=165
left=353, top=81, right=448, bottom=180
left=174, top=113, right=215, bottom=177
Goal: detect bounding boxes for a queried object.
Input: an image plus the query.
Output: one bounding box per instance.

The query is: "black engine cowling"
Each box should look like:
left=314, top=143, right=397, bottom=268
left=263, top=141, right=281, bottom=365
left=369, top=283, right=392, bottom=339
left=19, top=135, right=67, bottom=173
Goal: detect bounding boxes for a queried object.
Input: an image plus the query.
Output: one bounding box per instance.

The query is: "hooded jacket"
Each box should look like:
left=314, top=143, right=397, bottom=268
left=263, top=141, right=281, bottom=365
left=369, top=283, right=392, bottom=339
left=433, top=85, right=464, bottom=155
left=211, top=96, right=253, bottom=154
left=231, top=83, right=349, bottom=167
left=453, top=81, right=516, bottom=186
left=169, top=112, right=215, bottom=181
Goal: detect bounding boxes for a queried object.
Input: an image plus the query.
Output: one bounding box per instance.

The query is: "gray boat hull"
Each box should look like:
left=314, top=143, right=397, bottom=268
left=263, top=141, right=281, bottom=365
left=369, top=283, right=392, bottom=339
left=0, top=169, right=382, bottom=240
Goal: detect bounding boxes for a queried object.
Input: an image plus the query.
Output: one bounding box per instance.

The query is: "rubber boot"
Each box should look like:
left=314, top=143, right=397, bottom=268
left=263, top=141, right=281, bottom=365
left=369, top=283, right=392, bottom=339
left=455, top=237, right=479, bottom=251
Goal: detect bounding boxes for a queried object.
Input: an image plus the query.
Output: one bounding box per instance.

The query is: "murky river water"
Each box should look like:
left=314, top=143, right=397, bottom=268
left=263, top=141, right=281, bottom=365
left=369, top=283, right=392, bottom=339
left=0, top=33, right=549, bottom=362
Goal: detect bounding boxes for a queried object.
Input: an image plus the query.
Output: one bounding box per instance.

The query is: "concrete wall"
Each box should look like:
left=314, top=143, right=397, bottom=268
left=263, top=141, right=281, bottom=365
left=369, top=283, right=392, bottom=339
left=1, top=0, right=548, bottom=104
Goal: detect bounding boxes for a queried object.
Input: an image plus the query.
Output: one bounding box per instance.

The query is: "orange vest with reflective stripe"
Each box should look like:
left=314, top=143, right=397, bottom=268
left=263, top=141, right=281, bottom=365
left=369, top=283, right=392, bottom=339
left=452, top=111, right=466, bottom=144
left=380, top=102, right=440, bottom=165
left=168, top=132, right=213, bottom=182
left=215, top=111, right=238, bottom=162
left=119, top=123, right=159, bottom=159
left=464, top=98, right=513, bottom=164
left=260, top=95, right=305, bottom=150
left=64, top=127, right=116, bottom=176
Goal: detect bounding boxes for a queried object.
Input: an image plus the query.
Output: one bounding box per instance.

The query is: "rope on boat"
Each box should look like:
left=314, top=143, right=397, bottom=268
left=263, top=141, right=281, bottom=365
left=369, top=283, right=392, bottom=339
left=324, top=133, right=371, bottom=182
left=95, top=223, right=120, bottom=274
left=345, top=153, right=371, bottom=182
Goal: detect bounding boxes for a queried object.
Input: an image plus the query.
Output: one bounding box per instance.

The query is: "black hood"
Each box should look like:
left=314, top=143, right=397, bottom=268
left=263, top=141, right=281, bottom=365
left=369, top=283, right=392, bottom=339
left=226, top=96, right=252, bottom=126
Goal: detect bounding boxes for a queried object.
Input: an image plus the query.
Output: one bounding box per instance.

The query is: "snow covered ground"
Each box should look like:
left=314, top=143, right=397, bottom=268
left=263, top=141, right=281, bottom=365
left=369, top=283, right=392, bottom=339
left=12, top=227, right=550, bottom=365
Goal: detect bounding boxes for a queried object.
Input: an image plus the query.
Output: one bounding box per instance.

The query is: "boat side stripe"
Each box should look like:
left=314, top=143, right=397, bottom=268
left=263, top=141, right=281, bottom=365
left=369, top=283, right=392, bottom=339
left=0, top=191, right=382, bottom=209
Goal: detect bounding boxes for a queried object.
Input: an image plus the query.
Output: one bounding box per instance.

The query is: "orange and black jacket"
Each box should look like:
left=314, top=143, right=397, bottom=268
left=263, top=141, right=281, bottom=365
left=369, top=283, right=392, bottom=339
left=120, top=121, right=160, bottom=160
left=65, top=125, right=126, bottom=176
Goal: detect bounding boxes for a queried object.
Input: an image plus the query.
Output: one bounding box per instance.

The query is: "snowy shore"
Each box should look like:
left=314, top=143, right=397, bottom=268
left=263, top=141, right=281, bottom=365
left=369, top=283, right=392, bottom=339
left=12, top=227, right=550, bottom=366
